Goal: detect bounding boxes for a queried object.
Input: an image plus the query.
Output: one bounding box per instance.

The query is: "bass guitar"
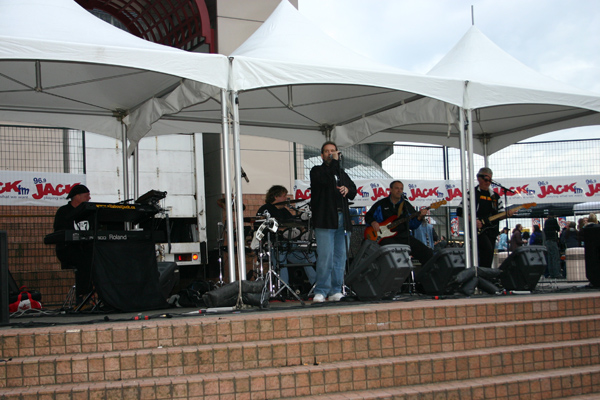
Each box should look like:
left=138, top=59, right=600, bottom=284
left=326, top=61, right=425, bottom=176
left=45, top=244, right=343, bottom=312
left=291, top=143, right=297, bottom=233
left=364, top=199, right=447, bottom=243
left=478, top=202, right=537, bottom=233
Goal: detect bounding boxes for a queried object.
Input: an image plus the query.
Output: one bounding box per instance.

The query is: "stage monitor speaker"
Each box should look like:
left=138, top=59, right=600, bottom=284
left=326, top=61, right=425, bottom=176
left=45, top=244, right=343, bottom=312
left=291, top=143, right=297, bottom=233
left=346, top=241, right=412, bottom=301
left=499, top=245, right=547, bottom=291
left=348, top=225, right=367, bottom=261
left=583, top=225, right=600, bottom=287
left=414, top=248, right=466, bottom=295
left=158, top=262, right=180, bottom=299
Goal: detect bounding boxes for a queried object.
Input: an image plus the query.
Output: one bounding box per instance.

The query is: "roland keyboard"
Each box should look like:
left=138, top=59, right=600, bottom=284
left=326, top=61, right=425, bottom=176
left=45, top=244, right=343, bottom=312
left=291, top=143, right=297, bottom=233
left=44, top=230, right=164, bottom=245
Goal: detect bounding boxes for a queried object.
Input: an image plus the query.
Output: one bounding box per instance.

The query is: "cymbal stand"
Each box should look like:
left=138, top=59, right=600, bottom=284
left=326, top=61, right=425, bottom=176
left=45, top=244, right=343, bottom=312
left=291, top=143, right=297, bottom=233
left=303, top=211, right=318, bottom=298
left=251, top=218, right=268, bottom=280
left=259, top=215, right=305, bottom=305
left=215, top=222, right=225, bottom=287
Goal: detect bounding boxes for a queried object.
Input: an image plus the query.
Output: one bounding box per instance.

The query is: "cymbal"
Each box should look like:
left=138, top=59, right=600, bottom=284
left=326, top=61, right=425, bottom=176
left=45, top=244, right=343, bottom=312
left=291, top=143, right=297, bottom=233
left=272, top=198, right=309, bottom=206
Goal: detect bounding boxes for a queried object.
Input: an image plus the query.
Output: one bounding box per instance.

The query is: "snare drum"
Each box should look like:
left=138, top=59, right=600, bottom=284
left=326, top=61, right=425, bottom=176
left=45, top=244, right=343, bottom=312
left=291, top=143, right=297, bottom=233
left=281, top=227, right=303, bottom=240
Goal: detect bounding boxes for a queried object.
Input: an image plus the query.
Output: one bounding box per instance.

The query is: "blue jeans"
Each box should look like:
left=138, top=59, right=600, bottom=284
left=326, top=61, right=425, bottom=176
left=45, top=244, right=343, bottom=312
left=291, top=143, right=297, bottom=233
left=314, top=212, right=349, bottom=297
left=278, top=248, right=317, bottom=285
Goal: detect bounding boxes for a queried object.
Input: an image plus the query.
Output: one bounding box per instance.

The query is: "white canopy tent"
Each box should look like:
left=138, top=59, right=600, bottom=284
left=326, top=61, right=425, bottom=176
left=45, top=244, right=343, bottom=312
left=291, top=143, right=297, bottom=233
left=428, top=26, right=600, bottom=156
left=333, top=26, right=600, bottom=155
left=0, top=0, right=230, bottom=204
left=229, top=0, right=464, bottom=148
left=0, top=0, right=239, bottom=280
left=320, top=25, right=600, bottom=270
left=6, top=1, right=598, bottom=277
left=429, top=26, right=600, bottom=269
left=225, top=0, right=467, bottom=278
left=0, top=0, right=229, bottom=145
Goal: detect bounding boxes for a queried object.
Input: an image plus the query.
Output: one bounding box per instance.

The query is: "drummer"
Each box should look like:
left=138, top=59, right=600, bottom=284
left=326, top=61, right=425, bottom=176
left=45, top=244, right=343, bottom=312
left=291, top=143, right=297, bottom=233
left=256, top=185, right=316, bottom=289
left=256, top=185, right=295, bottom=222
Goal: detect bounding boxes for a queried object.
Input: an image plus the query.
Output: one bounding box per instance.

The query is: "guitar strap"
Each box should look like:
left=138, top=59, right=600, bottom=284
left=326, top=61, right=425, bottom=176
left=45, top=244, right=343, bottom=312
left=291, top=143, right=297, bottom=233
left=397, top=201, right=404, bottom=217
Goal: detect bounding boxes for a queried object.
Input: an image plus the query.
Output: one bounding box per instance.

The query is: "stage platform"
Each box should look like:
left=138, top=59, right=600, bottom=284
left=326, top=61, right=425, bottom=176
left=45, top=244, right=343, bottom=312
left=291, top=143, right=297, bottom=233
left=2, top=278, right=600, bottom=400
left=2, top=277, right=594, bottom=329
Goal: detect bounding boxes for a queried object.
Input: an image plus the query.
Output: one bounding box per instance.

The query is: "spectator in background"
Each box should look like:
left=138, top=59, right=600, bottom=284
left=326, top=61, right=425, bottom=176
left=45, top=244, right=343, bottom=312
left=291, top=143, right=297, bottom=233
left=509, top=224, right=525, bottom=252
left=496, top=227, right=509, bottom=251
left=529, top=225, right=544, bottom=246
left=544, top=215, right=562, bottom=279
left=561, top=221, right=580, bottom=248
left=522, top=230, right=531, bottom=244
left=577, top=218, right=587, bottom=246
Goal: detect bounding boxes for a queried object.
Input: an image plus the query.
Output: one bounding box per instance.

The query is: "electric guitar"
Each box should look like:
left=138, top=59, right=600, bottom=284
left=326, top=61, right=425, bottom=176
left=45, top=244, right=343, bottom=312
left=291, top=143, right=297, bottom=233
left=364, top=200, right=447, bottom=243
left=478, top=202, right=537, bottom=233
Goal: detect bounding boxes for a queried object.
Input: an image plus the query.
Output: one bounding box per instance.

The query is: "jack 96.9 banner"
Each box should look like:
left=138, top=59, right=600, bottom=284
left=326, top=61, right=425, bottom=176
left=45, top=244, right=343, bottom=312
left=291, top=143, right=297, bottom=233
left=294, top=174, right=600, bottom=209
left=0, top=171, right=86, bottom=207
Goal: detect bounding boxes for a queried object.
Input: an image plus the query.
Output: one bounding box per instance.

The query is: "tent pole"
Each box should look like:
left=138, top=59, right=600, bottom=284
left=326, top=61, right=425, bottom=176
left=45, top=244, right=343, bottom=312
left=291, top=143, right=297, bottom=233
left=220, top=89, right=236, bottom=282
left=121, top=123, right=130, bottom=204
left=133, top=144, right=139, bottom=201
left=458, top=108, right=472, bottom=270
left=467, top=109, right=479, bottom=268
left=483, top=133, right=490, bottom=167
left=230, top=90, right=247, bottom=285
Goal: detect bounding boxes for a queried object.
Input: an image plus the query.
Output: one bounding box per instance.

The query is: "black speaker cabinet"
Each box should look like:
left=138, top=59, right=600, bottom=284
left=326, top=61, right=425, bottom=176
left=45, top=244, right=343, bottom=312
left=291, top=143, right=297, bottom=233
left=158, top=262, right=180, bottom=299
left=499, top=245, right=547, bottom=291
left=348, top=225, right=367, bottom=261
left=583, top=225, right=600, bottom=287
left=346, top=241, right=412, bottom=301
left=415, top=248, right=466, bottom=295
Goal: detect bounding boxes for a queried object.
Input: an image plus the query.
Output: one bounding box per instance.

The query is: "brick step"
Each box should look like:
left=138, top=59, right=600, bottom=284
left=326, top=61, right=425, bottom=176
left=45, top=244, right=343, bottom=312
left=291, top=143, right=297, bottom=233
left=280, top=364, right=600, bottom=400
left=2, top=315, right=599, bottom=388
left=2, top=360, right=599, bottom=400
left=1, top=337, right=598, bottom=397
left=558, top=395, right=600, bottom=400
left=2, top=293, right=599, bottom=359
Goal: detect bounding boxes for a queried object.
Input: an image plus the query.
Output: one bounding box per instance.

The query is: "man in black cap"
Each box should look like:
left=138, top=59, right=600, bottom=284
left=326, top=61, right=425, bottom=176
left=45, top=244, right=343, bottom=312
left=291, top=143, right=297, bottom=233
left=53, top=184, right=93, bottom=302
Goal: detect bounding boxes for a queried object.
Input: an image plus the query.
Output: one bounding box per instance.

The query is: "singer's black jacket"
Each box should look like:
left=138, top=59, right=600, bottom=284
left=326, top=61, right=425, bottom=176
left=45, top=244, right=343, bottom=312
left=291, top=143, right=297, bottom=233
left=309, top=158, right=357, bottom=231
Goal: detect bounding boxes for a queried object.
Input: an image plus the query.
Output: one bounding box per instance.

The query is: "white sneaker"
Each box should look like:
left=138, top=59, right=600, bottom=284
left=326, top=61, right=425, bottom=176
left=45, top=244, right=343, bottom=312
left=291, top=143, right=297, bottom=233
left=313, top=294, right=325, bottom=303
left=329, top=293, right=344, bottom=302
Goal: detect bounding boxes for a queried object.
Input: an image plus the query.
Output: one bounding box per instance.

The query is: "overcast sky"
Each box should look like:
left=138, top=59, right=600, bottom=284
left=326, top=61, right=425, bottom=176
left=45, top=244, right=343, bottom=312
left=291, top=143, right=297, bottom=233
left=298, top=0, right=600, bottom=141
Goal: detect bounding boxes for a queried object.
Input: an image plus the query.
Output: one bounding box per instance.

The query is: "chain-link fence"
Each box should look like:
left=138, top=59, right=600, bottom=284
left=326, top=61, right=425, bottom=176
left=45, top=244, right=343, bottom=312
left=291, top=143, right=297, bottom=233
left=0, top=125, right=85, bottom=173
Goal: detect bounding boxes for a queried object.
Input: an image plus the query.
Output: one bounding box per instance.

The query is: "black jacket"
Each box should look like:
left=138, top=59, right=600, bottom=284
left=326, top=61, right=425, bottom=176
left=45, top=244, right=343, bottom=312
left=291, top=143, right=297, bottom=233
left=309, top=159, right=357, bottom=231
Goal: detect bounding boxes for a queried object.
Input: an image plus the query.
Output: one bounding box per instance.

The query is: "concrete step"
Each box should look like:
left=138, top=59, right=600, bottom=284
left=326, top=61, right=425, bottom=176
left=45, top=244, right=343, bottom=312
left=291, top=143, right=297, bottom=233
left=1, top=337, right=598, bottom=398
left=2, top=315, right=599, bottom=388
left=2, top=292, right=599, bottom=359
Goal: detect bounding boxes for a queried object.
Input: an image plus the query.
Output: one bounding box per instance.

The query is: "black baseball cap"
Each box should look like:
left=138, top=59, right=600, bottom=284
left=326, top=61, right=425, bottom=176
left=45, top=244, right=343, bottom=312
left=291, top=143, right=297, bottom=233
left=67, top=184, right=90, bottom=199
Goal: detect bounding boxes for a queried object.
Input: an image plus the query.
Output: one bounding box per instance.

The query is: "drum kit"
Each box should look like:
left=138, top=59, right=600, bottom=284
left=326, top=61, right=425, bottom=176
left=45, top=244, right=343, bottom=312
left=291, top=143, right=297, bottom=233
left=248, top=198, right=317, bottom=302
left=211, top=198, right=316, bottom=302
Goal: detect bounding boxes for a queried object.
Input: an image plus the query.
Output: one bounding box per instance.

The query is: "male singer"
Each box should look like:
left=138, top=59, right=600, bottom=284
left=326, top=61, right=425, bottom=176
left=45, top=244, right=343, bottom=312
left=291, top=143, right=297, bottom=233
left=309, top=141, right=357, bottom=302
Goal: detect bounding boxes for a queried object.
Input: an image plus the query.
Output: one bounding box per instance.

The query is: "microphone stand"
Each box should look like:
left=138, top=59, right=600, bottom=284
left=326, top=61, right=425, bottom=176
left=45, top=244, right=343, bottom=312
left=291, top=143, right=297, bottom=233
left=336, top=154, right=352, bottom=297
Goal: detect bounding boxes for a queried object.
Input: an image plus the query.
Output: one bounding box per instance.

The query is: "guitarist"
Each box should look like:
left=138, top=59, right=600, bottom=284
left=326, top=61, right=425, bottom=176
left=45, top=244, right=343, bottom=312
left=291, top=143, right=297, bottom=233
left=364, top=180, right=433, bottom=266
left=456, top=167, right=516, bottom=268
